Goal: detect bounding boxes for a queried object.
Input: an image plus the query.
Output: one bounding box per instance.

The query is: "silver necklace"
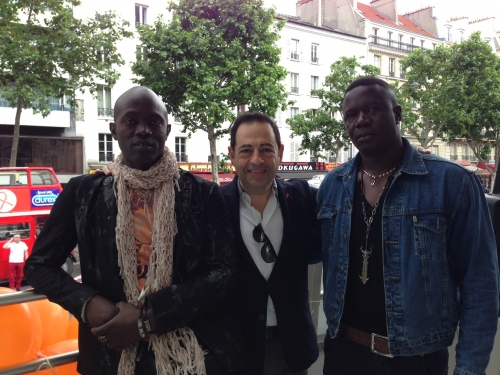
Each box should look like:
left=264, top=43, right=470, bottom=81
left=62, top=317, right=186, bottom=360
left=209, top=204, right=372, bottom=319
left=363, top=164, right=399, bottom=187
left=359, top=173, right=391, bottom=284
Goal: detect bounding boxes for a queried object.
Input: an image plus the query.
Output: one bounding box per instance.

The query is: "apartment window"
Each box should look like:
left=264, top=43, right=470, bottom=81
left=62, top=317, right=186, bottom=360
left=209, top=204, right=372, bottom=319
left=290, top=141, right=300, bottom=162
left=388, top=32, right=392, bottom=47
left=97, top=85, right=112, bottom=117
left=450, top=143, right=458, bottom=160
left=445, top=25, right=453, bottom=42
left=290, top=39, right=299, bottom=60
left=399, top=62, right=405, bottom=79
left=420, top=40, right=425, bottom=48
left=310, top=76, right=319, bottom=94
left=136, top=46, right=147, bottom=62
left=236, top=104, right=247, bottom=114
left=311, top=43, right=319, bottom=63
left=458, top=28, right=464, bottom=42
left=398, top=35, right=403, bottom=49
left=389, top=58, right=395, bottom=77
left=432, top=145, right=438, bottom=156
left=175, top=137, right=187, bottom=162
left=433, top=43, right=436, bottom=49
left=373, top=28, right=378, bottom=44
left=290, top=107, right=299, bottom=118
left=374, top=55, right=381, bottom=74
left=462, top=144, right=469, bottom=160
left=410, top=37, right=415, bottom=50
left=135, top=4, right=148, bottom=26
left=99, top=134, right=114, bottom=162
left=290, top=73, right=299, bottom=94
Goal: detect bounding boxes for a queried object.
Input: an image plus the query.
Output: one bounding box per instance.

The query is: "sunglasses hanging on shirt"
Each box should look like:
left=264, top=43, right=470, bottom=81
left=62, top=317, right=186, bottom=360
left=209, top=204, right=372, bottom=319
left=253, top=223, right=278, bottom=263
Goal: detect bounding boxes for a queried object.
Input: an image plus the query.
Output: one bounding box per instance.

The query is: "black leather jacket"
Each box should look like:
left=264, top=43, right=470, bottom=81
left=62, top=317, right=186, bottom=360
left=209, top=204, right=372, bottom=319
left=25, top=170, right=246, bottom=375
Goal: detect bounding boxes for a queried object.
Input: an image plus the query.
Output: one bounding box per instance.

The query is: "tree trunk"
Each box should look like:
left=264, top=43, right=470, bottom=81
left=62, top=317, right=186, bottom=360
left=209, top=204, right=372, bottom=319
left=9, top=96, right=24, bottom=167
left=208, top=128, right=220, bottom=185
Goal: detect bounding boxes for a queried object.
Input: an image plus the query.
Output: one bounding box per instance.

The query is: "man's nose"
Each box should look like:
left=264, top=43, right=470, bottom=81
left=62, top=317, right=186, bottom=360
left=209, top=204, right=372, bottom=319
left=136, top=121, right=152, bottom=135
left=354, top=111, right=370, bottom=127
left=249, top=149, right=264, bottom=164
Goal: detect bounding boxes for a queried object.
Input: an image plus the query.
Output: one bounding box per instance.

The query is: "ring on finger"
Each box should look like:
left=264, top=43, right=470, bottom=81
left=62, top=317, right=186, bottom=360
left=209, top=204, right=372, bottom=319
left=98, top=335, right=108, bottom=344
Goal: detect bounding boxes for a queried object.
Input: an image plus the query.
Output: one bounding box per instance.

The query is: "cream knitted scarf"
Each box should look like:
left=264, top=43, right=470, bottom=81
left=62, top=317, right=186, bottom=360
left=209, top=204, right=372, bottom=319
left=114, top=147, right=206, bottom=375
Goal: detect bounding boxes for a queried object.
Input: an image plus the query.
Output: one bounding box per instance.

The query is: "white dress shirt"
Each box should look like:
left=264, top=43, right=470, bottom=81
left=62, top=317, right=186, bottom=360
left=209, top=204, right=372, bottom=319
left=238, top=181, right=283, bottom=327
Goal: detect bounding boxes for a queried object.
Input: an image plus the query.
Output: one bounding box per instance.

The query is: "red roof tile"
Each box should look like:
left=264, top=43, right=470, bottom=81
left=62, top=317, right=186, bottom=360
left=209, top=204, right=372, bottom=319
left=357, top=2, right=437, bottom=38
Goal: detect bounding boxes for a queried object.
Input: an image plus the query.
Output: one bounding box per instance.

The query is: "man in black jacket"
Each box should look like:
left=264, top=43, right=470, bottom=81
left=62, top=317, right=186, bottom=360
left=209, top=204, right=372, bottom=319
left=25, top=86, right=245, bottom=375
left=221, top=112, right=321, bottom=375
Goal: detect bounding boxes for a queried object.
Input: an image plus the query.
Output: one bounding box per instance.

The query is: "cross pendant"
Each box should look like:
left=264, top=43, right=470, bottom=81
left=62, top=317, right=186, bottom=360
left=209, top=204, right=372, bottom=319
left=370, top=177, right=376, bottom=186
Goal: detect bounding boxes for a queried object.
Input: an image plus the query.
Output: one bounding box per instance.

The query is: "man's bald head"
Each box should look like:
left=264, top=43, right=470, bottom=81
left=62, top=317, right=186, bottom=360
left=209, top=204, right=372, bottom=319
left=114, top=86, right=168, bottom=122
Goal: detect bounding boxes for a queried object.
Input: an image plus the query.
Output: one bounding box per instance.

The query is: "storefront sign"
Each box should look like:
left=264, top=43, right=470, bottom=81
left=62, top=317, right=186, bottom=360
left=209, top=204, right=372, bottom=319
left=278, top=162, right=325, bottom=171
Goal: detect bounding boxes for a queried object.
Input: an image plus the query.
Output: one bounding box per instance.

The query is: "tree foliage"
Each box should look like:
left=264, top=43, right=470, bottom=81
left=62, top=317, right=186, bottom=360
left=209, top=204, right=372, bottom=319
left=400, top=32, right=500, bottom=182
left=286, top=56, right=378, bottom=162
left=0, top=0, right=132, bottom=166
left=132, top=0, right=289, bottom=184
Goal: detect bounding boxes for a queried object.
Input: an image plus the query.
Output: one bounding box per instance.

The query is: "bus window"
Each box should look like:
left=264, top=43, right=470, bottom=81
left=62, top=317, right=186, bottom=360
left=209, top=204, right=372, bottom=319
left=0, top=223, right=31, bottom=240
left=0, top=170, right=28, bottom=186
left=36, top=216, right=48, bottom=235
left=31, top=170, right=57, bottom=185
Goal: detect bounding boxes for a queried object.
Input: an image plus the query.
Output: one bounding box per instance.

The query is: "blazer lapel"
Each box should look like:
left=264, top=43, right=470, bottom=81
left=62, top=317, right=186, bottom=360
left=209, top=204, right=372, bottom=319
left=270, top=179, right=292, bottom=276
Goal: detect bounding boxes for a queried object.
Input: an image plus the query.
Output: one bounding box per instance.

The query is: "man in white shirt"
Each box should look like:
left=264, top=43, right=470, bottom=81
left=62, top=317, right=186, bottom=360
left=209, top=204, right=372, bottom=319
left=221, top=112, right=321, bottom=375
left=3, top=234, right=28, bottom=291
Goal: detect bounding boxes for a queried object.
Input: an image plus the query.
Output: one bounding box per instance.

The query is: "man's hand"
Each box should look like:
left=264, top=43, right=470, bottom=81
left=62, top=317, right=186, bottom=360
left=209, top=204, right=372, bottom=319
left=85, top=295, right=119, bottom=327
left=414, top=145, right=431, bottom=154
left=95, top=163, right=116, bottom=176
left=91, top=302, right=143, bottom=351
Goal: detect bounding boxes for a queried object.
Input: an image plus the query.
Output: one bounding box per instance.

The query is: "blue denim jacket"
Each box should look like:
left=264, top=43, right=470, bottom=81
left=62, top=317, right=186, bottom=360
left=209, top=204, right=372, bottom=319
left=317, top=138, right=499, bottom=375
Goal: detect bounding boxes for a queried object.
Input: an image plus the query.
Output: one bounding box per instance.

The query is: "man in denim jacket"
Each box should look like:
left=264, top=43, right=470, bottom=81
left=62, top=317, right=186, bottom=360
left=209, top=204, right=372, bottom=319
left=318, top=77, right=499, bottom=375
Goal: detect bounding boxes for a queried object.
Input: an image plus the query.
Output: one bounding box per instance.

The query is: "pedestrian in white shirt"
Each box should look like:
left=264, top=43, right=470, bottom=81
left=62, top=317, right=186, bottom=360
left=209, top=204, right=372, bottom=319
left=3, top=234, right=28, bottom=291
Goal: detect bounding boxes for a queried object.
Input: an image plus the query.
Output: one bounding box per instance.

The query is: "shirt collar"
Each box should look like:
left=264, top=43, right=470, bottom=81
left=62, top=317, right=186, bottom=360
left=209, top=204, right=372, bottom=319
left=238, top=179, right=278, bottom=204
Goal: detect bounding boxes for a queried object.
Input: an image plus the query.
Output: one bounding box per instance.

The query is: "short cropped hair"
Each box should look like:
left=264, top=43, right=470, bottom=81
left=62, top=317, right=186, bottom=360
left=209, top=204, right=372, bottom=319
left=344, top=77, right=397, bottom=105
left=230, top=112, right=281, bottom=150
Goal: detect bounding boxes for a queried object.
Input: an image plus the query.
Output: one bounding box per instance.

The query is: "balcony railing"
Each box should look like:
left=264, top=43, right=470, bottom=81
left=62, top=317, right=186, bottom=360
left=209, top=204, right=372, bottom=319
left=290, top=52, right=299, bottom=60
left=99, top=153, right=114, bottom=162
left=311, top=57, right=319, bottom=63
left=368, top=35, right=429, bottom=53
left=450, top=154, right=459, bottom=160
left=462, top=155, right=470, bottom=160
left=0, top=100, right=71, bottom=111
left=176, top=154, right=188, bottom=162
left=290, top=87, right=299, bottom=94
left=389, top=71, right=395, bottom=77
left=98, top=107, right=114, bottom=117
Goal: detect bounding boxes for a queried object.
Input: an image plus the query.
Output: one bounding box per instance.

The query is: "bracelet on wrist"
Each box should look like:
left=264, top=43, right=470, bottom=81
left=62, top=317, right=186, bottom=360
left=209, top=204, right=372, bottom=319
left=141, top=307, right=155, bottom=334
left=137, top=310, right=147, bottom=338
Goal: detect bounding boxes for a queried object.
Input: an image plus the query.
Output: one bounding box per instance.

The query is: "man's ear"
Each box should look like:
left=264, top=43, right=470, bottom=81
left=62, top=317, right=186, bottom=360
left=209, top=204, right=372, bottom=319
left=393, top=105, right=402, bottom=124
left=109, top=122, right=117, bottom=140
left=278, top=144, right=284, bottom=161
left=228, top=146, right=235, bottom=161
left=166, top=124, right=171, bottom=138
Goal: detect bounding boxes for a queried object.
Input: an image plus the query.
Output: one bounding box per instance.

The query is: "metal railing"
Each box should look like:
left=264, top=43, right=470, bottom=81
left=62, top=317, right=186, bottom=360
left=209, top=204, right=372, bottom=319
left=368, top=35, right=429, bottom=53
left=0, top=290, right=78, bottom=375
left=290, top=87, right=299, bottom=94
left=290, top=52, right=299, bottom=60
left=99, top=153, right=114, bottom=163
left=176, top=154, right=188, bottom=162
left=97, top=107, right=113, bottom=117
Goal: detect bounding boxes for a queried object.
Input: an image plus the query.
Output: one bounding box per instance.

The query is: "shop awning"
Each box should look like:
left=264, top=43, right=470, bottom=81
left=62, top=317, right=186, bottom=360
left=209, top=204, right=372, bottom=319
left=191, top=173, right=234, bottom=185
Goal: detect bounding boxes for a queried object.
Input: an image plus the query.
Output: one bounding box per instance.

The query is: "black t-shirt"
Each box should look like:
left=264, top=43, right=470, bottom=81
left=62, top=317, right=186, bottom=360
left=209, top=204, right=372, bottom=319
left=341, top=178, right=389, bottom=336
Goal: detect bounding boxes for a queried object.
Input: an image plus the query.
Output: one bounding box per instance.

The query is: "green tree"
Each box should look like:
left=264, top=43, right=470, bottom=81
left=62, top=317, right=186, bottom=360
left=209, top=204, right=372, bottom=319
left=400, top=33, right=500, bottom=185
left=0, top=0, right=132, bottom=167
left=286, top=56, right=378, bottom=162
left=132, top=0, right=289, bottom=184
left=400, top=46, right=453, bottom=149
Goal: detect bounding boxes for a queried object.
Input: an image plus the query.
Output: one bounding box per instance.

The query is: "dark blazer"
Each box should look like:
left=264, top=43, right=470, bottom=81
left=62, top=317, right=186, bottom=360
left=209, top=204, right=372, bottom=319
left=221, top=176, right=321, bottom=375
left=25, top=170, right=246, bottom=375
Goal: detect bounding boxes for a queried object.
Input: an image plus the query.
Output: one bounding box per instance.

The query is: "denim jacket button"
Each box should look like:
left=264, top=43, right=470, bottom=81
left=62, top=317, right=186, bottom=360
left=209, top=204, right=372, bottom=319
left=342, top=235, right=347, bottom=241
left=339, top=267, right=344, bottom=272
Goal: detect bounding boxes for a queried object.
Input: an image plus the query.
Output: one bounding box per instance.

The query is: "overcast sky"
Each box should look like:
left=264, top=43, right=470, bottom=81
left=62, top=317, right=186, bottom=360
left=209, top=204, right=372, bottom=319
left=265, top=0, right=500, bottom=28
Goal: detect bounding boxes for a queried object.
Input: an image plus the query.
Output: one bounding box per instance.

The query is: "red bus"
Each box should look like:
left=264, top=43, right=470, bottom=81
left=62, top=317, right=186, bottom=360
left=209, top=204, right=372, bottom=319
left=0, top=167, right=74, bottom=283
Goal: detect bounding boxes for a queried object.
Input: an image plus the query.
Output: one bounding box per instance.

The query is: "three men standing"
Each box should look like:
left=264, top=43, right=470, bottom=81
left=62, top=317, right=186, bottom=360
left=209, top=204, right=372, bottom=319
left=318, top=77, right=499, bottom=375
